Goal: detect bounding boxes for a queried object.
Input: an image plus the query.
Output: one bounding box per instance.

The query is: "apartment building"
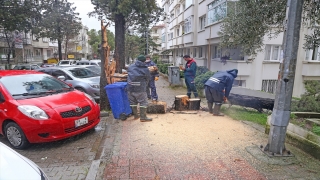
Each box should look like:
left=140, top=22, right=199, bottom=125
left=150, top=24, right=165, bottom=56
left=160, top=0, right=320, bottom=97
left=0, top=25, right=91, bottom=65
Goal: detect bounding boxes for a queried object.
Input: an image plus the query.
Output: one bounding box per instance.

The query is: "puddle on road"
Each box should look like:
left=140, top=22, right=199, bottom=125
left=94, top=125, right=103, bottom=131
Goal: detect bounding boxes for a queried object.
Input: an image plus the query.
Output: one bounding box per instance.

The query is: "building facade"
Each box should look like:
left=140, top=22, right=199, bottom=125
left=0, top=25, right=91, bottom=66
left=160, top=0, right=320, bottom=97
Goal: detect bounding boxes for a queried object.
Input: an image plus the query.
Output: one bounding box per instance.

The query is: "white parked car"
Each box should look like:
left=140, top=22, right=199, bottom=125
left=0, top=142, right=49, bottom=179
left=76, top=59, right=101, bottom=66
left=57, top=60, right=77, bottom=66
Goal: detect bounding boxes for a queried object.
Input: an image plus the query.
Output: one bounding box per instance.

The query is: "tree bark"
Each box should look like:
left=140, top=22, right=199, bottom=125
left=228, top=93, right=274, bottom=112
left=100, top=21, right=111, bottom=111
left=114, top=13, right=126, bottom=73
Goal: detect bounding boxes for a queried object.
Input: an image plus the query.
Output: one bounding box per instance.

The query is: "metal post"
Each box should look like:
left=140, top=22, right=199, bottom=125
left=264, top=0, right=304, bottom=155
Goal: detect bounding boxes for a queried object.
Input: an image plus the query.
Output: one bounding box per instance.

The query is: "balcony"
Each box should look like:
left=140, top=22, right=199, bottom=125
left=210, top=59, right=252, bottom=76
left=177, top=36, right=183, bottom=45
left=172, top=38, right=177, bottom=46
left=183, top=32, right=194, bottom=44
left=302, top=60, right=320, bottom=77
left=177, top=13, right=184, bottom=24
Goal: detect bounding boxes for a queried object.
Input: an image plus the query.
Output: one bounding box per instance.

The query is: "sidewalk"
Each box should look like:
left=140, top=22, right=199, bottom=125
left=97, top=76, right=320, bottom=180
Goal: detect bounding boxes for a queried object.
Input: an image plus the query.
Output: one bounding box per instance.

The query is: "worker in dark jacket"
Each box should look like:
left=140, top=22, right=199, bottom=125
left=127, top=55, right=152, bottom=122
left=180, top=55, right=198, bottom=98
left=204, top=69, right=238, bottom=116
left=145, top=55, right=159, bottom=101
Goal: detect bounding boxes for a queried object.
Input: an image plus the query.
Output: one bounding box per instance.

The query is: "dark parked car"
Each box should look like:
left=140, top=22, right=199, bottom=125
left=12, top=64, right=40, bottom=70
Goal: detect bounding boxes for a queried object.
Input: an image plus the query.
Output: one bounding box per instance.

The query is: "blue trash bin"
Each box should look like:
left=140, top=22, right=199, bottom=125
left=105, top=82, right=132, bottom=120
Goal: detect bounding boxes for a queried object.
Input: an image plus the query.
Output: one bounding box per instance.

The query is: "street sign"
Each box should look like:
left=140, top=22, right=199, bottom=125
left=76, top=46, right=82, bottom=51
left=68, top=55, right=75, bottom=59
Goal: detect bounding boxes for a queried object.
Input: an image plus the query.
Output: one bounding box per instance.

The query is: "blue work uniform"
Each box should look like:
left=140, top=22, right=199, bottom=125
left=145, top=60, right=159, bottom=100
left=127, top=60, right=151, bottom=107
left=204, top=69, right=238, bottom=104
left=184, top=59, right=198, bottom=98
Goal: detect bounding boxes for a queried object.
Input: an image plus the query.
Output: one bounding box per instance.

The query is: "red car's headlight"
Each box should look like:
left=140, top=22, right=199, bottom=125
left=18, top=105, right=49, bottom=120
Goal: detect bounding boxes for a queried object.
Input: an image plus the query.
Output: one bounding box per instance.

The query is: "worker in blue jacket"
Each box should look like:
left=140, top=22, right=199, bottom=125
left=127, top=55, right=152, bottom=122
left=145, top=55, right=159, bottom=101
left=204, top=69, right=238, bottom=116
left=180, top=55, right=198, bottom=98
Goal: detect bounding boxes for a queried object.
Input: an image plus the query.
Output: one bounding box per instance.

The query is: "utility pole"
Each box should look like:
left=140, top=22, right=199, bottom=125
left=264, top=0, right=304, bottom=155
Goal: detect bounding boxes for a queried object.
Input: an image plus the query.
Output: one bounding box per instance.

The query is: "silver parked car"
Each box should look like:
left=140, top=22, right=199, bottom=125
left=36, top=66, right=100, bottom=101
left=77, top=65, right=102, bottom=75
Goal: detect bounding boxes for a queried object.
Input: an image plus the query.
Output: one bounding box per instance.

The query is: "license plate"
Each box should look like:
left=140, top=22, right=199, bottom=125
left=75, top=117, right=88, bottom=127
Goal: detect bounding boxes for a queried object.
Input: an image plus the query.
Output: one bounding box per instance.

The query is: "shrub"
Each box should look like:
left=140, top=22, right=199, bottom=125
left=194, top=71, right=215, bottom=92
left=196, top=66, right=210, bottom=76
left=157, top=63, right=171, bottom=75
left=291, top=80, right=320, bottom=113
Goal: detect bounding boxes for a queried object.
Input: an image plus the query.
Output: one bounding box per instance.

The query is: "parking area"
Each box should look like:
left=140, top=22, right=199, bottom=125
left=0, top=116, right=109, bottom=180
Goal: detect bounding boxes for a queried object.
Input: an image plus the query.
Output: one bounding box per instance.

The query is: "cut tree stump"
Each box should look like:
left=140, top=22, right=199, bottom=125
left=174, top=95, right=189, bottom=111
left=228, top=93, right=274, bottom=112
left=147, top=101, right=167, bottom=114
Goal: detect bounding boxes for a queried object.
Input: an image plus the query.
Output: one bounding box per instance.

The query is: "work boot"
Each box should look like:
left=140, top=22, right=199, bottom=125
left=208, top=102, right=213, bottom=114
left=140, top=107, right=152, bottom=122
left=213, top=104, right=224, bottom=116
left=131, top=106, right=139, bottom=120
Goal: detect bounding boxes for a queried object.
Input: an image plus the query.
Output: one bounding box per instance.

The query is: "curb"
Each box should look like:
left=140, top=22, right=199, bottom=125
left=100, top=111, right=109, bottom=117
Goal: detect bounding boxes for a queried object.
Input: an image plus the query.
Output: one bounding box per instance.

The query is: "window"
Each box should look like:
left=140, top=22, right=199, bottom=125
left=199, top=16, right=206, bottom=30
left=154, top=29, right=157, bottom=33
left=233, top=80, right=246, bottom=87
left=184, top=16, right=192, bottom=33
left=264, top=45, right=281, bottom=61
left=261, top=80, right=278, bottom=94
left=34, top=49, right=41, bottom=56
left=176, top=7, right=180, bottom=15
left=199, top=46, right=203, bottom=57
left=42, top=38, right=48, bottom=42
left=194, top=48, right=197, bottom=57
left=47, top=50, right=51, bottom=57
left=207, top=0, right=227, bottom=25
left=162, top=33, right=166, bottom=43
left=170, top=12, right=174, bottom=20
left=185, top=0, right=192, bottom=8
left=176, top=28, right=180, bottom=36
left=168, top=32, right=173, bottom=40
left=305, top=47, right=320, bottom=61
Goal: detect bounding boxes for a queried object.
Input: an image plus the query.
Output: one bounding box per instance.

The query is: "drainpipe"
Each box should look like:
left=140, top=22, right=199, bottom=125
left=207, top=26, right=212, bottom=70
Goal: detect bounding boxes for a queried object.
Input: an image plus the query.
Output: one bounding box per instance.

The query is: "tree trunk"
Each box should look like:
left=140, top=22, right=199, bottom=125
left=312, top=45, right=316, bottom=60
left=114, top=13, right=126, bottom=73
left=100, top=21, right=111, bottom=111
left=65, top=39, right=68, bottom=60
left=4, top=31, right=12, bottom=64
left=58, top=39, right=62, bottom=60
left=228, top=93, right=274, bottom=112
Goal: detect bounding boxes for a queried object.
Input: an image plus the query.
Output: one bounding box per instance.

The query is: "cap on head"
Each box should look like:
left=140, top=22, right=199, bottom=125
left=137, top=55, right=146, bottom=62
left=183, top=55, right=191, bottom=58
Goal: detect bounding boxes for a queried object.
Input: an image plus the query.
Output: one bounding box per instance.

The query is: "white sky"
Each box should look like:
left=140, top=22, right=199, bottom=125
left=68, top=0, right=162, bottom=33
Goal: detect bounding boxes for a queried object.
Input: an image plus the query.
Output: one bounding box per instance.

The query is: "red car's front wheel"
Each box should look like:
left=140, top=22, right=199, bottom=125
left=5, top=122, right=30, bottom=150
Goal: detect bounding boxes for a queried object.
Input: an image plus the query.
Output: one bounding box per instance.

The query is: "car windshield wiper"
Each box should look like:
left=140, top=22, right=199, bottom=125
left=12, top=91, right=53, bottom=96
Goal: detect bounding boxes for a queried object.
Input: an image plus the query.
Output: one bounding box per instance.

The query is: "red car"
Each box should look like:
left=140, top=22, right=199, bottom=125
left=0, top=70, right=100, bottom=149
